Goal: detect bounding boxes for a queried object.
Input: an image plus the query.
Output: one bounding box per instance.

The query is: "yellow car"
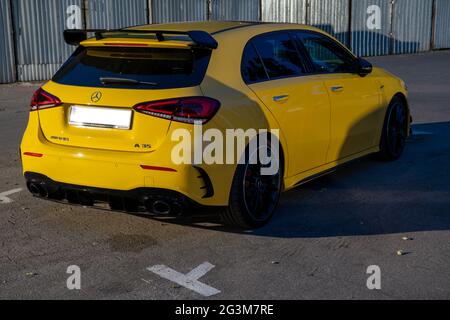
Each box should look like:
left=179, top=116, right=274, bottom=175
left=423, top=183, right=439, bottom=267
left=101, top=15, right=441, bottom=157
left=21, top=21, right=410, bottom=229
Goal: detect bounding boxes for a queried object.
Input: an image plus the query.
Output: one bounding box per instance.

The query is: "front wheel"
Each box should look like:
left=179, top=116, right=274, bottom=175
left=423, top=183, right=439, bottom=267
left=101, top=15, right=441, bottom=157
left=378, top=96, right=409, bottom=161
left=220, top=143, right=282, bottom=229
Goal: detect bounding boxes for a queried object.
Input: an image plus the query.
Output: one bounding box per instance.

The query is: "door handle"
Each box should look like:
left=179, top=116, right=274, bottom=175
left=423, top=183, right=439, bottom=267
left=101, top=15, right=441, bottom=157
left=331, top=86, right=344, bottom=93
left=273, top=95, right=290, bottom=102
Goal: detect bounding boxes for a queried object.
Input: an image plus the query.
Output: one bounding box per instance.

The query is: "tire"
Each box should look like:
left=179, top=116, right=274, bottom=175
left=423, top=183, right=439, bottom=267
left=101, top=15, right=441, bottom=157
left=220, top=141, right=283, bottom=229
left=378, top=96, right=409, bottom=161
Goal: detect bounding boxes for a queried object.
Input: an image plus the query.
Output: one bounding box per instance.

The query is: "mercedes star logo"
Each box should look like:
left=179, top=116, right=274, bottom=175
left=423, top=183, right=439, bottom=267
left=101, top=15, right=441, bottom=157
left=91, top=91, right=102, bottom=103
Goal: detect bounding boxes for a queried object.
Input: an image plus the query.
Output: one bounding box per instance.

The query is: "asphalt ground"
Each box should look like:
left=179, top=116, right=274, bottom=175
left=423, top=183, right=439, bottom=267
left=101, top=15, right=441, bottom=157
left=0, top=51, right=449, bottom=300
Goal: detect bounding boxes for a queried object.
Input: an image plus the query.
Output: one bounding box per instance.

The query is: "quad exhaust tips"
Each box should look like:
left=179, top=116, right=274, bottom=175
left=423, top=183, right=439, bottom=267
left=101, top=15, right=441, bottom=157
left=25, top=174, right=187, bottom=215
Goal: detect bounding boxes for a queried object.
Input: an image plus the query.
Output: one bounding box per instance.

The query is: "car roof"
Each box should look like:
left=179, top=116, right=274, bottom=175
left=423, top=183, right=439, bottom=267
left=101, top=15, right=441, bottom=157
left=128, top=21, right=319, bottom=35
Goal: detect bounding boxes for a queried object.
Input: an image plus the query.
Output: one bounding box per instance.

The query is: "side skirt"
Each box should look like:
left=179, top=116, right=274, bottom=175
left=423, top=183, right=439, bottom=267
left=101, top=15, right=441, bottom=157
left=283, top=146, right=380, bottom=191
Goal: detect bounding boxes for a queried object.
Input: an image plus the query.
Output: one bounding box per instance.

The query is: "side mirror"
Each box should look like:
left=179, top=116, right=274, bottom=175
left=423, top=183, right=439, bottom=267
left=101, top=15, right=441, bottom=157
left=357, top=58, right=373, bottom=77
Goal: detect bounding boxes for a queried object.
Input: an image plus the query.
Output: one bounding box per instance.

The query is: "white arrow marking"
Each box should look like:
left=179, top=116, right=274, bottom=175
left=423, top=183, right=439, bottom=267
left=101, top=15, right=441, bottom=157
left=0, top=188, right=23, bottom=204
left=147, top=262, right=221, bottom=297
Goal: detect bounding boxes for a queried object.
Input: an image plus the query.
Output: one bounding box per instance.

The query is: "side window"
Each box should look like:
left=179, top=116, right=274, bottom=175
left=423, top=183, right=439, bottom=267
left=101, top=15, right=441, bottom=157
left=241, top=43, right=269, bottom=84
left=252, top=32, right=305, bottom=80
left=296, top=32, right=356, bottom=74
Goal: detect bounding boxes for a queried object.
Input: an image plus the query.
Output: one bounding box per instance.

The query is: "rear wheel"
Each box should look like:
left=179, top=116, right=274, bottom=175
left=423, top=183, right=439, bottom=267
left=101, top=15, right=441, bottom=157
left=220, top=143, right=282, bottom=229
left=378, top=96, right=409, bottom=161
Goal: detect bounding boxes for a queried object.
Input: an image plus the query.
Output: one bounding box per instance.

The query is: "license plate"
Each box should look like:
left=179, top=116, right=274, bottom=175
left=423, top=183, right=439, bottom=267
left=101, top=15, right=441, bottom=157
left=69, top=106, right=132, bottom=130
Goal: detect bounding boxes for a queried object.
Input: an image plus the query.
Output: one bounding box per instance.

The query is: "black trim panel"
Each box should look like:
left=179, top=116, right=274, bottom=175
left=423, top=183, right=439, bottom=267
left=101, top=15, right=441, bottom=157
left=24, top=172, right=196, bottom=208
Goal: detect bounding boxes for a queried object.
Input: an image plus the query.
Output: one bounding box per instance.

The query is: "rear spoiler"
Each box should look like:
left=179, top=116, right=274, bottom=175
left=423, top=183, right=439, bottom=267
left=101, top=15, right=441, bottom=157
left=63, top=29, right=219, bottom=50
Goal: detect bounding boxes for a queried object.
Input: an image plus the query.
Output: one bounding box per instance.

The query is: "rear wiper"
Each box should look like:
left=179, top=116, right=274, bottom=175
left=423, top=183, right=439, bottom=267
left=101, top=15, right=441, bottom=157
left=100, top=77, right=158, bottom=86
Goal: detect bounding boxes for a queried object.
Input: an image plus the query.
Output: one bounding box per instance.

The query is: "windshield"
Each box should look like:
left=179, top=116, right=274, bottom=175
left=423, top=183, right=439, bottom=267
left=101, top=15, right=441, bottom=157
left=52, top=46, right=212, bottom=89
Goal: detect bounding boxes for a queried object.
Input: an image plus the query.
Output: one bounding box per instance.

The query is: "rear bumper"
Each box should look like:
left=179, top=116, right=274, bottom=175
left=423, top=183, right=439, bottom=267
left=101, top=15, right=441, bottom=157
left=20, top=112, right=233, bottom=206
left=25, top=172, right=195, bottom=214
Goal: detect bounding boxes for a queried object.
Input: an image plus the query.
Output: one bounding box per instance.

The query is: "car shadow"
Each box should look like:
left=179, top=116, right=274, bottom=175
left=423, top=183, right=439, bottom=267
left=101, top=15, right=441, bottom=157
left=301, top=24, right=421, bottom=57
left=226, top=22, right=420, bottom=57
left=144, top=121, right=450, bottom=238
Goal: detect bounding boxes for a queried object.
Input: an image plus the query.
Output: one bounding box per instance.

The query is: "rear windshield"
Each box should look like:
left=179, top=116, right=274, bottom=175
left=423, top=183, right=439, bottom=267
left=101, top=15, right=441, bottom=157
left=52, top=46, right=212, bottom=89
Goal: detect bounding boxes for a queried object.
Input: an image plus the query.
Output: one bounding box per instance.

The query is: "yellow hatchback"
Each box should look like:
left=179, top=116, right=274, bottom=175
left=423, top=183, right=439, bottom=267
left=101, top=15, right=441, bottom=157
left=21, top=21, right=410, bottom=229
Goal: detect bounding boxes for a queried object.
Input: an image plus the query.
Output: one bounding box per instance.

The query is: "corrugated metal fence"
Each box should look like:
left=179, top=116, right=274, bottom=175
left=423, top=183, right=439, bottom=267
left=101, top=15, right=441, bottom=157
left=351, top=0, right=392, bottom=56
left=1, top=0, right=450, bottom=83
left=0, top=0, right=16, bottom=83
left=262, top=0, right=307, bottom=23
left=392, top=0, right=433, bottom=55
left=152, top=0, right=207, bottom=23
left=308, top=0, right=349, bottom=47
left=11, top=0, right=83, bottom=82
left=87, top=0, right=148, bottom=29
left=212, top=0, right=260, bottom=21
left=435, top=0, right=450, bottom=50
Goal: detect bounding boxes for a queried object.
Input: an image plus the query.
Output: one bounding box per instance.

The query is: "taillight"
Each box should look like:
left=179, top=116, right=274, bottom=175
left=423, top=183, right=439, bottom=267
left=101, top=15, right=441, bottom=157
left=133, top=97, right=220, bottom=124
left=30, top=88, right=62, bottom=111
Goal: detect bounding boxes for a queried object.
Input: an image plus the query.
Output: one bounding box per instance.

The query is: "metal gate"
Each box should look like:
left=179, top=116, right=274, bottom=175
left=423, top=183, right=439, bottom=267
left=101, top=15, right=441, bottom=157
left=151, top=0, right=207, bottom=23
left=11, top=0, right=82, bottom=82
left=392, top=0, right=433, bottom=54
left=0, top=0, right=16, bottom=83
left=351, top=0, right=392, bottom=57
left=308, top=0, right=350, bottom=46
left=87, top=0, right=148, bottom=29
left=212, top=0, right=260, bottom=21
left=1, top=0, right=450, bottom=83
left=262, top=0, right=307, bottom=23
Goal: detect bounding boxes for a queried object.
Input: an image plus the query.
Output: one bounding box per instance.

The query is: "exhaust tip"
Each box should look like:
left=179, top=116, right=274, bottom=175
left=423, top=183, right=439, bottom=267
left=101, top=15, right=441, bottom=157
left=151, top=200, right=171, bottom=215
left=27, top=182, right=48, bottom=198
left=27, top=183, right=40, bottom=196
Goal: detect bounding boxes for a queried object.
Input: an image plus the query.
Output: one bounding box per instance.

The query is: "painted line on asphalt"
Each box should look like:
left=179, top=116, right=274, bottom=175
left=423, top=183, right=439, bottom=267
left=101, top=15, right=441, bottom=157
left=146, top=262, right=221, bottom=297
left=0, top=188, right=23, bottom=204
left=186, top=261, right=216, bottom=280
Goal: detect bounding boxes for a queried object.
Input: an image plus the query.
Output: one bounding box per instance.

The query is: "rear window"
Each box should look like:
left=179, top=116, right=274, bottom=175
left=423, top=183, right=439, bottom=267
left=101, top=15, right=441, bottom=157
left=52, top=46, right=212, bottom=89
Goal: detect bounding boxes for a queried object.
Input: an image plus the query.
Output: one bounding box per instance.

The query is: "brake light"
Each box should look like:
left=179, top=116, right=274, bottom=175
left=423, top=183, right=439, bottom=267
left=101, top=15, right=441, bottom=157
left=133, top=97, right=220, bottom=124
left=30, top=88, right=62, bottom=111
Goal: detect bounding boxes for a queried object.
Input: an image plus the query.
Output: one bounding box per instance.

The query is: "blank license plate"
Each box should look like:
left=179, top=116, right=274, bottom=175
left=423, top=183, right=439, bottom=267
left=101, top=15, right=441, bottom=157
left=69, top=106, right=132, bottom=130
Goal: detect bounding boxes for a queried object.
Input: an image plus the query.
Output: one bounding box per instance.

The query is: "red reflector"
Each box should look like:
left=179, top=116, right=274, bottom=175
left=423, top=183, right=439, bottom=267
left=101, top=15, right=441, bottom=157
left=24, top=152, right=43, bottom=158
left=140, top=165, right=177, bottom=172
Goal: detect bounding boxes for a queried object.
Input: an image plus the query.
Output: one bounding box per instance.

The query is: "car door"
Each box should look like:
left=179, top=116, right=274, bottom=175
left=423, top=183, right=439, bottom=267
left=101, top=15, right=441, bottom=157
left=295, top=31, right=382, bottom=162
left=243, top=32, right=331, bottom=177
